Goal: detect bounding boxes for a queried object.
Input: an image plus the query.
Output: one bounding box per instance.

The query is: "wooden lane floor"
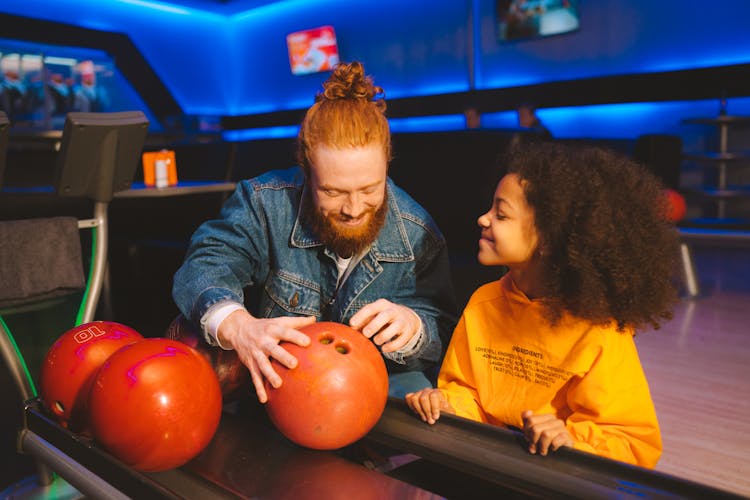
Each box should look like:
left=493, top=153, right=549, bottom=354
left=636, top=245, right=750, bottom=497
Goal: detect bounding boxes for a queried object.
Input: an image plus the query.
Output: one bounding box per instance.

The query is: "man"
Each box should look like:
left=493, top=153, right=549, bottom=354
left=173, top=61, right=457, bottom=403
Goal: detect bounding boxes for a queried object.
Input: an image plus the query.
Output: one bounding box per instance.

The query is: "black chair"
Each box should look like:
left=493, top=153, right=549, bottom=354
left=633, top=133, right=699, bottom=297
left=0, top=111, right=148, bottom=497
left=633, top=133, right=683, bottom=191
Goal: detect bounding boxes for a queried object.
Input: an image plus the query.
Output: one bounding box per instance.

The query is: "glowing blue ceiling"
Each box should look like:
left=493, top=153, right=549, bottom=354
left=2, top=0, right=749, bottom=140
left=133, top=0, right=283, bottom=14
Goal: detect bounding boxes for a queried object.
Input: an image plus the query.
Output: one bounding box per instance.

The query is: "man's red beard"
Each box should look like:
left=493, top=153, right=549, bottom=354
left=302, top=188, right=387, bottom=258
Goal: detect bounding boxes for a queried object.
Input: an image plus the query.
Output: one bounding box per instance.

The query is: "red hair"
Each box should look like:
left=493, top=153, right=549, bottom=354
left=297, top=61, right=391, bottom=172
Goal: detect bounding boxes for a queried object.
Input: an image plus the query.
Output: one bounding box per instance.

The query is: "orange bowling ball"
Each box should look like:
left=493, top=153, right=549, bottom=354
left=265, top=322, right=388, bottom=450
left=39, top=321, right=143, bottom=431
left=88, top=338, right=222, bottom=472
left=665, top=188, right=687, bottom=222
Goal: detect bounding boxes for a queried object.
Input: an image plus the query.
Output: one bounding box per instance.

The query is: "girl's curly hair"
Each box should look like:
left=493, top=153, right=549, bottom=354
left=297, top=61, right=391, bottom=172
left=505, top=141, right=681, bottom=331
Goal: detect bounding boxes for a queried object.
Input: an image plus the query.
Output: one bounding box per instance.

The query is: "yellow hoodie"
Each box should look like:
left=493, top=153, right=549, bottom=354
left=438, top=275, right=662, bottom=468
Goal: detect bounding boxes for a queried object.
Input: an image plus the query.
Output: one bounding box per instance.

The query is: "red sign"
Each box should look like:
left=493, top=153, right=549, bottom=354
left=287, top=25, right=340, bottom=75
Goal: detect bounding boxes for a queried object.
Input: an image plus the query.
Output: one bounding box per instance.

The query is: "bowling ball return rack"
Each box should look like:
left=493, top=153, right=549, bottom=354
left=17, top=396, right=744, bottom=499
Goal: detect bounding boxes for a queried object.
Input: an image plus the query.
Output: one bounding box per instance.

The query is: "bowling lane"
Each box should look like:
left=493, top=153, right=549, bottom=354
left=175, top=399, right=439, bottom=498
left=367, top=399, right=745, bottom=499
left=22, top=397, right=745, bottom=499
left=22, top=399, right=439, bottom=499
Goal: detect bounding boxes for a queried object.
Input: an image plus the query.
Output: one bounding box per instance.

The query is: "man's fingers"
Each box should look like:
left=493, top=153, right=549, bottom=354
left=349, top=299, right=389, bottom=330
left=374, top=323, right=407, bottom=351
left=276, top=315, right=317, bottom=329
left=361, top=312, right=392, bottom=338
left=266, top=342, right=299, bottom=369
left=274, top=316, right=315, bottom=346
left=247, top=360, right=269, bottom=403
left=250, top=348, right=282, bottom=389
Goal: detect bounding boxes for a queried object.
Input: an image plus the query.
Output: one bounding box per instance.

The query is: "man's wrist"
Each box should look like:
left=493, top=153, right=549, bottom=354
left=201, top=301, right=245, bottom=350
left=398, top=319, right=424, bottom=355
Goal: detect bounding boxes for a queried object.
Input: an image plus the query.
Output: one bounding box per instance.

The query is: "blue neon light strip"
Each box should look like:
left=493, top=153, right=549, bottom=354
left=223, top=125, right=300, bottom=141
left=118, top=0, right=192, bottom=15
left=389, top=115, right=467, bottom=133
left=222, top=96, right=750, bottom=141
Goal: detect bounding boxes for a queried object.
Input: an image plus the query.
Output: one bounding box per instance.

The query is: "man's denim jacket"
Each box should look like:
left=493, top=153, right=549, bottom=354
left=173, top=167, right=458, bottom=374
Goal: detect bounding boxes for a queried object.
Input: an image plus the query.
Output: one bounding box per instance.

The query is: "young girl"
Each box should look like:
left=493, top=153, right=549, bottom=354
left=406, top=142, right=680, bottom=468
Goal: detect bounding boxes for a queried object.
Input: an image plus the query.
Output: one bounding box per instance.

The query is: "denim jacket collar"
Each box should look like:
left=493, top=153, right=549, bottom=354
left=290, top=181, right=415, bottom=263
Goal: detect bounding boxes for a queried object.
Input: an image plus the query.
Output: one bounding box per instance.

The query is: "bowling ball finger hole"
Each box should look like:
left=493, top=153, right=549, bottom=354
left=334, top=342, right=349, bottom=355
left=315, top=333, right=350, bottom=354
left=53, top=401, right=65, bottom=416
left=318, top=334, right=334, bottom=345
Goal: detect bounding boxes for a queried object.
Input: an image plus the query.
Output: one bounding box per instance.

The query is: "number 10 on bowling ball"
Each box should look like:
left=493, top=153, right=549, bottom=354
left=264, top=322, right=388, bottom=450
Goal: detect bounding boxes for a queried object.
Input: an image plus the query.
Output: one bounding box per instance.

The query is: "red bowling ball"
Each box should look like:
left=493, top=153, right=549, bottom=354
left=166, top=314, right=250, bottom=401
left=39, top=321, right=143, bottom=431
left=665, top=188, right=687, bottom=222
left=88, top=338, right=222, bottom=472
left=265, top=321, right=388, bottom=450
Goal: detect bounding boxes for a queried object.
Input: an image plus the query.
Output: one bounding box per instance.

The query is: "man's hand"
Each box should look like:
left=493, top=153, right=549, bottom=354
left=349, top=299, right=421, bottom=353
left=405, top=388, right=454, bottom=424
left=521, top=410, right=574, bottom=456
left=218, top=310, right=316, bottom=403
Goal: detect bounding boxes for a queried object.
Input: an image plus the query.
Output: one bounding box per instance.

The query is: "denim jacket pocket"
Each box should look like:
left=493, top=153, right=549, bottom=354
left=262, top=270, right=321, bottom=318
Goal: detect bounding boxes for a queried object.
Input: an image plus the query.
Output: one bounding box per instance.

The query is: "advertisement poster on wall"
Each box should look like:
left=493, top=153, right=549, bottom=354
left=286, top=25, right=340, bottom=76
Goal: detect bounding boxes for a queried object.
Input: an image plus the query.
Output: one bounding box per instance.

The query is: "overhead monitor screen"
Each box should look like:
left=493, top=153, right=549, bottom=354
left=497, top=0, right=580, bottom=41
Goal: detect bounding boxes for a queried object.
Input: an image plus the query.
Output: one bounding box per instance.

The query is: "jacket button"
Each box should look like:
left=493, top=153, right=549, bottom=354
left=289, top=292, right=299, bottom=308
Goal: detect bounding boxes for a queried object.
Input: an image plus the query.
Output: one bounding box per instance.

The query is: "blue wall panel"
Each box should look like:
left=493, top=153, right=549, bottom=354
left=475, top=0, right=750, bottom=89
left=228, top=0, right=470, bottom=114
left=1, top=0, right=749, bottom=135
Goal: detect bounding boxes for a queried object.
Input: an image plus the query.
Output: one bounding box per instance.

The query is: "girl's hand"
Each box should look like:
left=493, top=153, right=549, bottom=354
left=521, top=410, right=574, bottom=455
left=405, top=388, right=454, bottom=424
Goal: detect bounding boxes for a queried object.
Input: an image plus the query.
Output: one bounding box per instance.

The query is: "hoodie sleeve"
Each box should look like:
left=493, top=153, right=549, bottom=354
left=437, top=314, right=488, bottom=423
left=564, top=332, right=662, bottom=468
